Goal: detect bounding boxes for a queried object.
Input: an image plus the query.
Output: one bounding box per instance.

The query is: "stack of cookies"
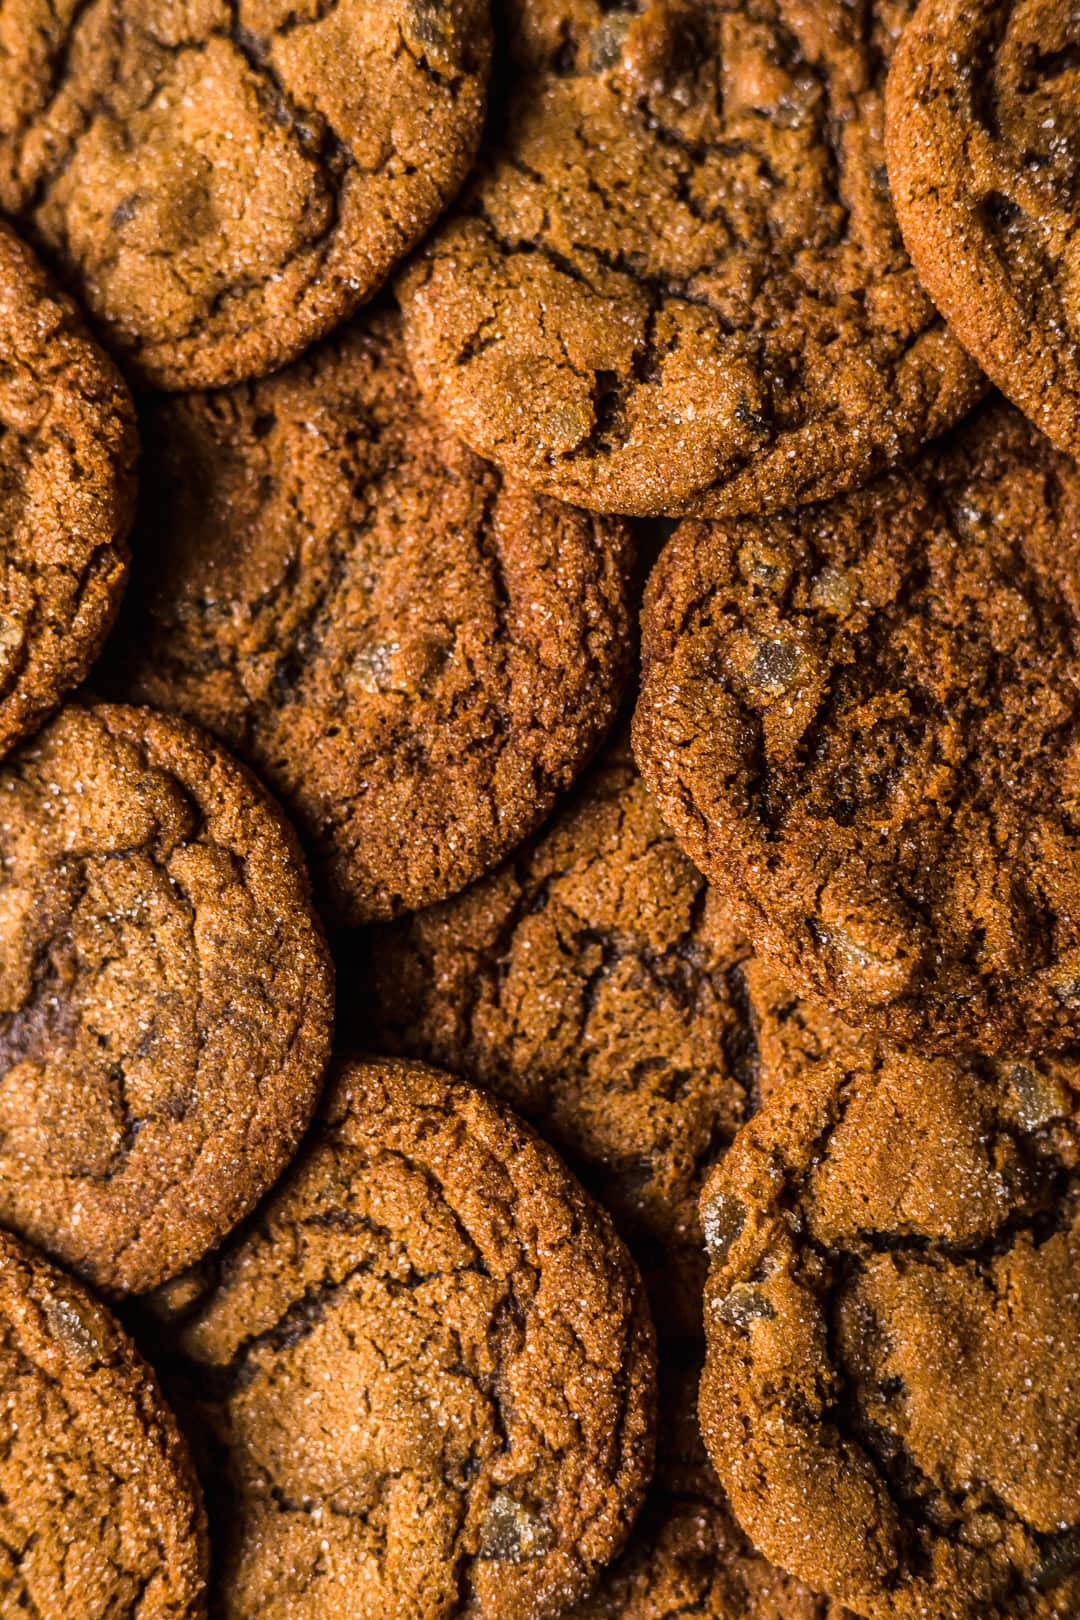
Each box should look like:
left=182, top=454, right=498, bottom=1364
left=0, top=0, right=1076, bottom=1616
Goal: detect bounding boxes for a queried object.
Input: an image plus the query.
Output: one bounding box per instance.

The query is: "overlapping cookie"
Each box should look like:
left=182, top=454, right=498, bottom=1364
left=0, top=1230, right=207, bottom=1618
left=110, top=310, right=632, bottom=923
left=636, top=400, right=1080, bottom=1053
left=398, top=0, right=983, bottom=517
left=166, top=1056, right=656, bottom=1620
left=887, top=0, right=1079, bottom=456
left=0, top=1, right=492, bottom=387
left=699, top=1044, right=1080, bottom=1620
left=0, top=701, right=333, bottom=1295
left=0, top=221, right=134, bottom=758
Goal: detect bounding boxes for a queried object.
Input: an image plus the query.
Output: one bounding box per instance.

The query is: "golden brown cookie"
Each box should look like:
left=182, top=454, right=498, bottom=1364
left=168, top=1056, right=656, bottom=1620
left=0, top=1228, right=207, bottom=1618
left=356, top=731, right=844, bottom=1334
left=699, top=1046, right=1080, bottom=1620
left=396, top=0, right=984, bottom=519
left=0, top=1, right=491, bottom=388
left=108, top=310, right=633, bottom=924
left=0, top=220, right=134, bottom=758
left=887, top=0, right=1079, bottom=457
left=635, top=400, right=1080, bottom=1055
left=0, top=700, right=333, bottom=1296
left=566, top=1351, right=846, bottom=1620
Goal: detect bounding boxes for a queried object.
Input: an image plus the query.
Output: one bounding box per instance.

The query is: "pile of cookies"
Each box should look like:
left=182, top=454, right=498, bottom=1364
left=0, top=0, right=1076, bottom=1616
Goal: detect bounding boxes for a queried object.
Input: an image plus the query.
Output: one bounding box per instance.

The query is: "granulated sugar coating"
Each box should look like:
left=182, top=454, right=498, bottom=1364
left=565, top=1350, right=848, bottom=1620
left=0, top=701, right=333, bottom=1296
left=173, top=1056, right=656, bottom=1620
left=0, top=220, right=135, bottom=760
left=107, top=309, right=633, bottom=925
left=359, top=729, right=846, bottom=1334
left=0, top=1228, right=207, bottom=1618
left=0, top=0, right=492, bottom=388
left=699, top=1046, right=1080, bottom=1620
left=886, top=0, right=1080, bottom=458
left=635, top=400, right=1080, bottom=1055
left=397, top=0, right=984, bottom=518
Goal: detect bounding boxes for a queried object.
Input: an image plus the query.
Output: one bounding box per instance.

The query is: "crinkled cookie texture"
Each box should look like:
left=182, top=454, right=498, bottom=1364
left=567, top=1352, right=845, bottom=1620
left=171, top=1056, right=656, bottom=1620
left=887, top=0, right=1080, bottom=457
left=0, top=1229, right=207, bottom=1619
left=635, top=400, right=1080, bottom=1055
left=0, top=0, right=491, bottom=389
left=698, top=1047, right=1080, bottom=1620
left=0, top=220, right=134, bottom=759
left=0, top=701, right=333, bottom=1296
left=396, top=0, right=984, bottom=518
left=110, top=310, right=632, bottom=924
left=358, top=732, right=845, bottom=1333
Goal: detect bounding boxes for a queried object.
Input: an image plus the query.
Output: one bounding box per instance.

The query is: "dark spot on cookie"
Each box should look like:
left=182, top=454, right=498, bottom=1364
left=702, top=1191, right=745, bottom=1262
left=714, top=1283, right=775, bottom=1331
left=478, top=1492, right=555, bottom=1563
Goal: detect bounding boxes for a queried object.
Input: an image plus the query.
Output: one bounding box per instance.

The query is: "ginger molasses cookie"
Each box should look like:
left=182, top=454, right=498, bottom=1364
left=0, top=1229, right=206, bottom=1618
left=396, top=0, right=984, bottom=519
left=567, top=1352, right=844, bottom=1620
left=0, top=220, right=134, bottom=758
left=110, top=310, right=632, bottom=924
left=887, top=0, right=1080, bottom=457
left=635, top=400, right=1080, bottom=1054
left=358, top=732, right=844, bottom=1331
left=0, top=701, right=333, bottom=1296
left=699, top=1046, right=1080, bottom=1620
left=0, top=1, right=491, bottom=389
left=170, top=1056, right=656, bottom=1620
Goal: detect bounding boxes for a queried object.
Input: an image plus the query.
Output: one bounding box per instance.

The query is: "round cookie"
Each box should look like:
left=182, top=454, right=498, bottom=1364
left=357, top=732, right=845, bottom=1332
left=698, top=1045, right=1080, bottom=1620
left=887, top=0, right=1080, bottom=458
left=0, top=1228, right=206, bottom=1618
left=0, top=700, right=333, bottom=1296
left=0, top=219, right=135, bottom=758
left=170, top=1055, right=656, bottom=1620
left=109, top=310, right=633, bottom=924
left=396, top=0, right=984, bottom=519
left=634, top=400, right=1080, bottom=1055
left=0, top=1, right=492, bottom=389
left=567, top=1352, right=845, bottom=1620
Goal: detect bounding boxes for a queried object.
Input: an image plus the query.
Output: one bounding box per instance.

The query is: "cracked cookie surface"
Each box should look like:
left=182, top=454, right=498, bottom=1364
left=0, top=220, right=134, bottom=759
left=0, top=1228, right=207, bottom=1619
left=396, top=0, right=983, bottom=518
left=0, top=701, right=333, bottom=1296
left=698, top=1046, right=1080, bottom=1620
left=634, top=400, right=1080, bottom=1054
left=887, top=0, right=1080, bottom=457
left=109, top=309, right=632, bottom=924
left=567, top=1350, right=846, bottom=1620
left=0, top=0, right=491, bottom=388
left=169, top=1055, right=656, bottom=1620
left=357, top=731, right=845, bottom=1334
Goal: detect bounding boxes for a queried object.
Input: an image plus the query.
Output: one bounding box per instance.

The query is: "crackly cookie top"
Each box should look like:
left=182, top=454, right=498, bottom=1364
left=567, top=1352, right=844, bottom=1620
left=0, top=1229, right=207, bottom=1619
left=887, top=0, right=1080, bottom=457
left=0, top=701, right=333, bottom=1296
left=110, top=310, right=632, bottom=924
left=396, top=0, right=983, bottom=518
left=635, top=400, right=1080, bottom=1054
left=358, top=732, right=845, bottom=1333
left=699, top=1046, right=1080, bottom=1620
left=0, top=1, right=491, bottom=389
left=172, top=1056, right=656, bottom=1620
left=0, top=220, right=134, bottom=758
